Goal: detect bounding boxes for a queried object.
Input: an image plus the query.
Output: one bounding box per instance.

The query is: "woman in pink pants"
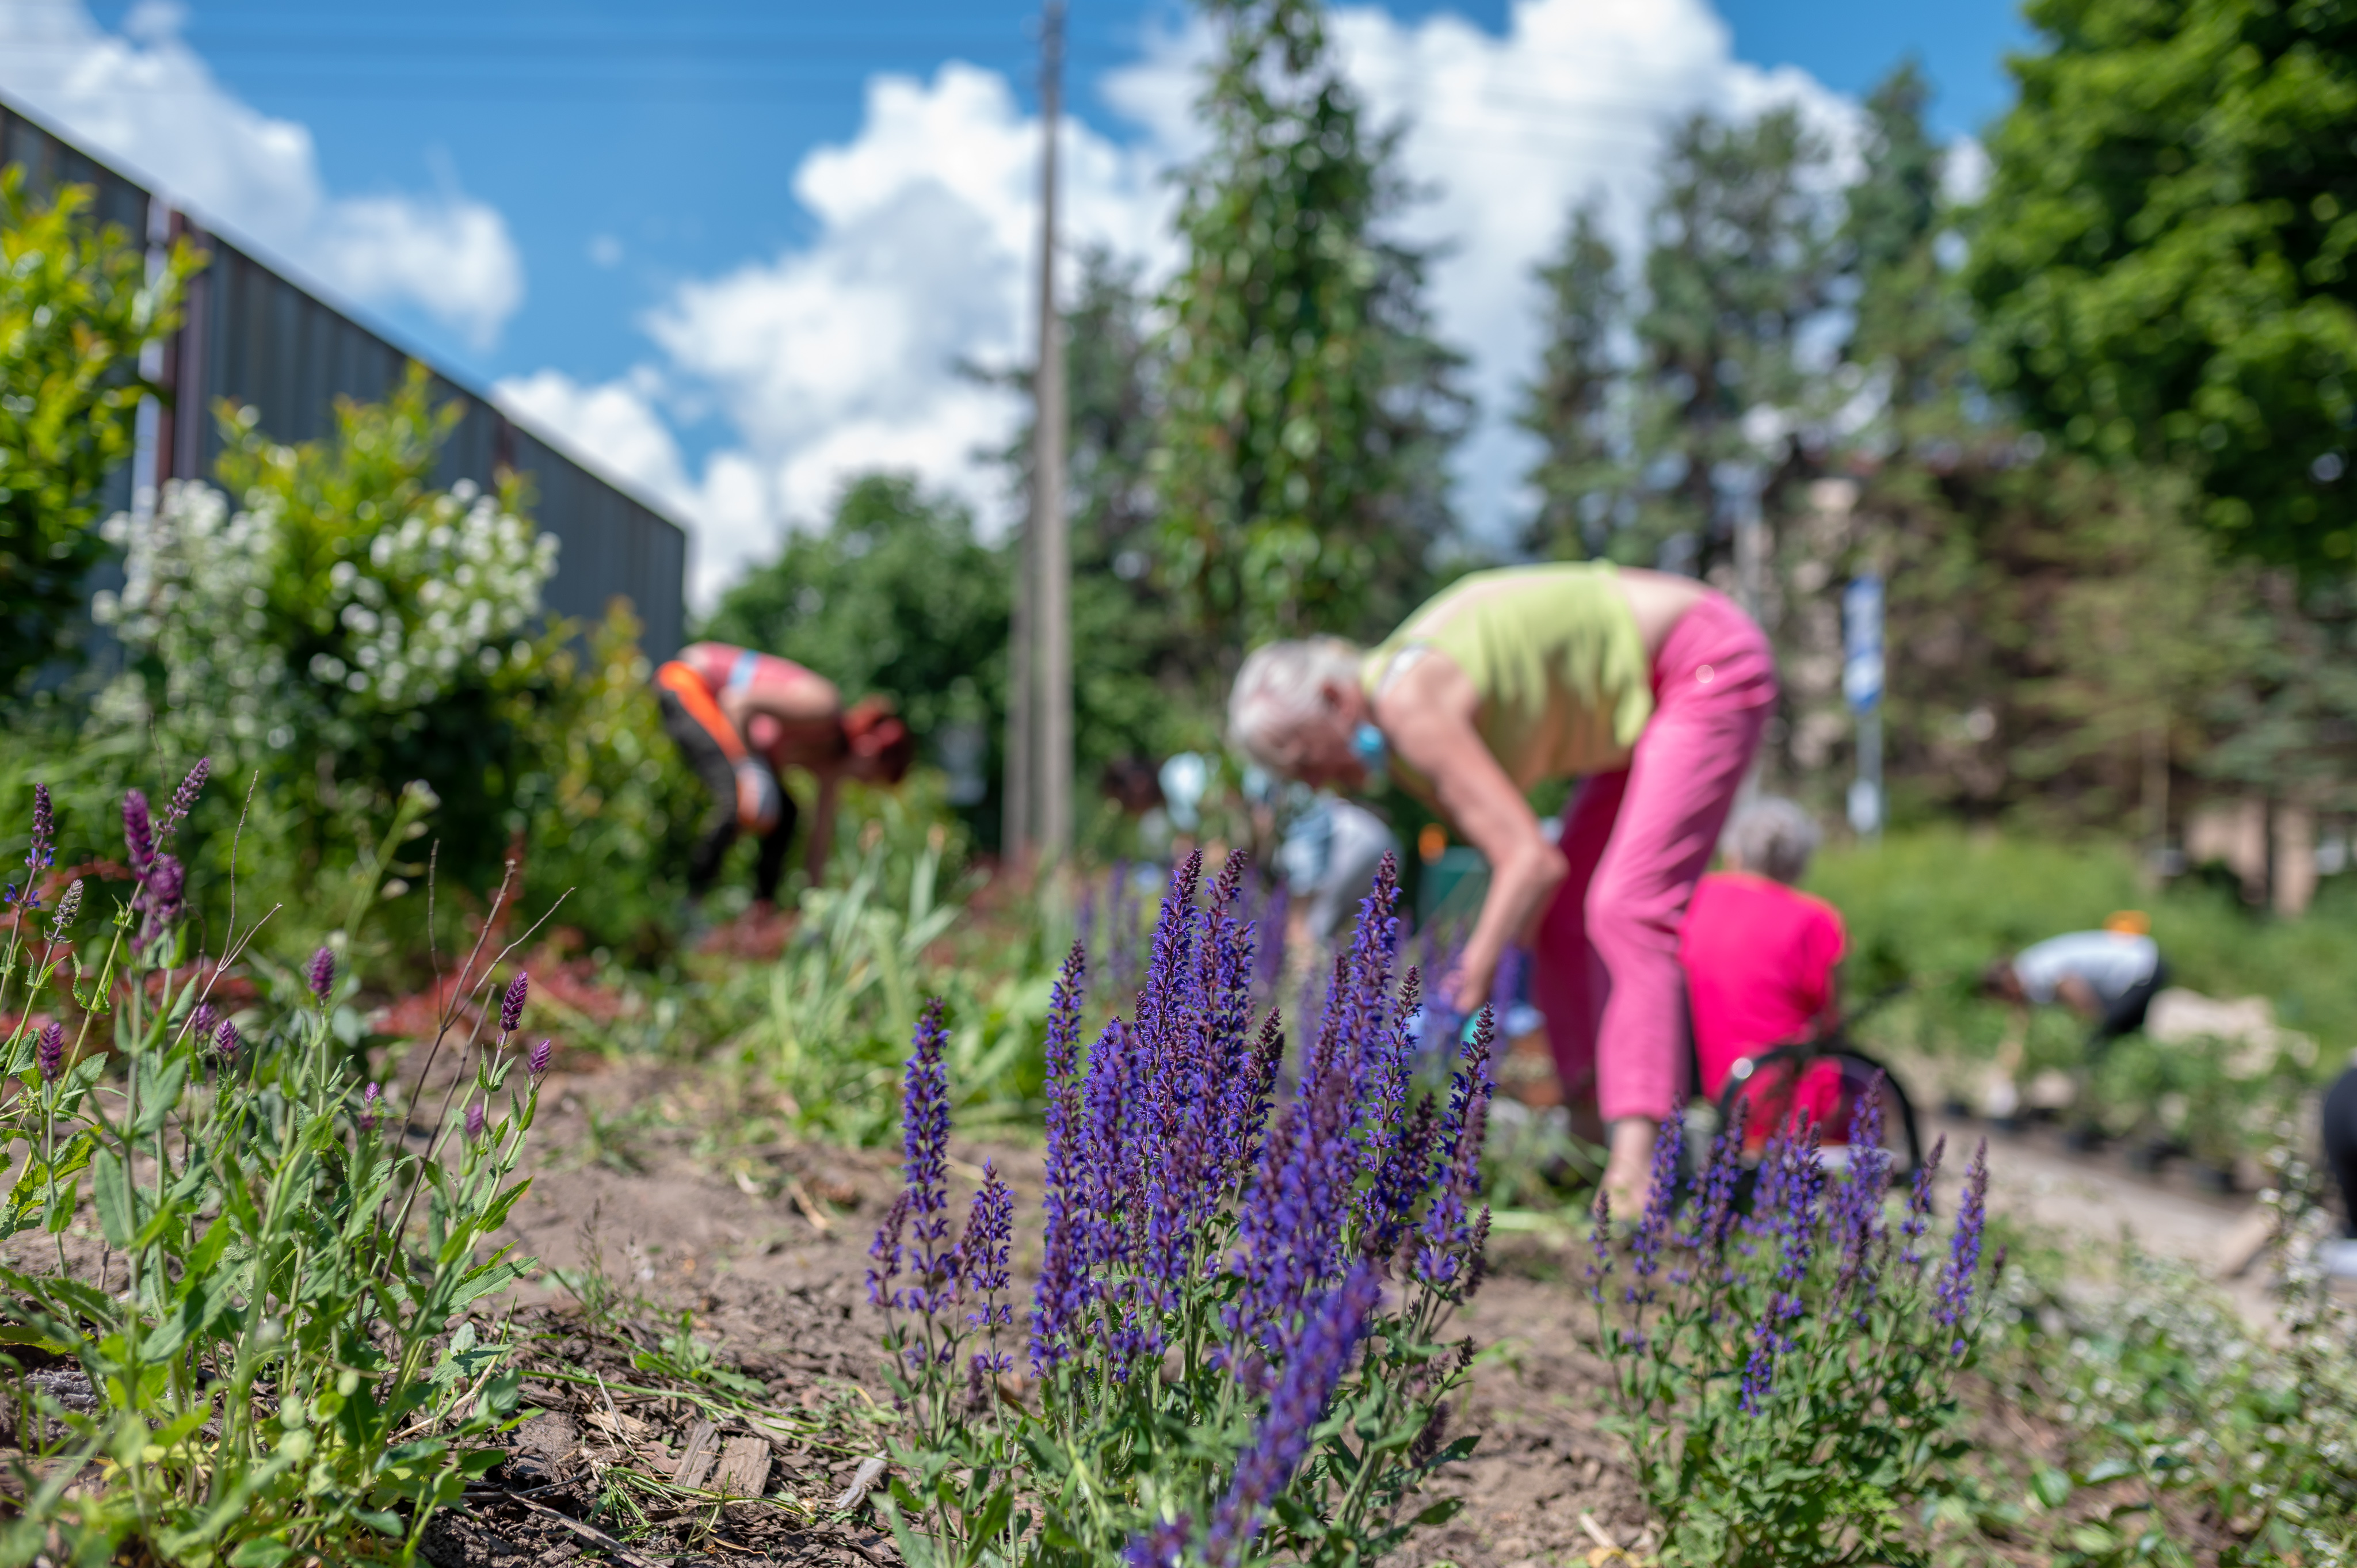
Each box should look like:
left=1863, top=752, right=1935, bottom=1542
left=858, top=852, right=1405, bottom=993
left=1227, top=563, right=1775, bottom=1212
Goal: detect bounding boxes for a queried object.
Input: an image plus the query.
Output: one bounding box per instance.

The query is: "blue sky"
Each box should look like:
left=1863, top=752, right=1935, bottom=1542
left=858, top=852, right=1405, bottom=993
left=9, top=0, right=2032, bottom=600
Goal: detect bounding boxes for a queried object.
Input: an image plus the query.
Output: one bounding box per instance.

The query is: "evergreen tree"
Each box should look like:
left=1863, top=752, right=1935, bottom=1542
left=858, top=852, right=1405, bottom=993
left=1520, top=205, right=1629, bottom=561
left=1626, top=107, right=1840, bottom=575
left=1153, top=0, right=1467, bottom=649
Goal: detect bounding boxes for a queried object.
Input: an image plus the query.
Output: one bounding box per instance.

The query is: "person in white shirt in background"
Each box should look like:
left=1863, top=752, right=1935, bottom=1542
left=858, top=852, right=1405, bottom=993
left=1983, top=911, right=2169, bottom=1054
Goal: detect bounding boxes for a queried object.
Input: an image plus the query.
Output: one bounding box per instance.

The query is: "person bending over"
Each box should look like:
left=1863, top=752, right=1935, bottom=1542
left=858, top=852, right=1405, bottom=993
left=1228, top=562, right=1777, bottom=1215
left=1982, top=913, right=2167, bottom=1055
left=1680, top=796, right=1845, bottom=1108
left=2320, top=1065, right=2357, bottom=1280
left=654, top=642, right=914, bottom=908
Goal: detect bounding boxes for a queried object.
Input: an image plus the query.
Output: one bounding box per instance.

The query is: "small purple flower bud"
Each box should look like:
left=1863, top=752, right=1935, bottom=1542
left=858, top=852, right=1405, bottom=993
left=499, top=972, right=529, bottom=1035
left=358, top=1082, right=382, bottom=1134
left=465, top=1101, right=486, bottom=1142
left=123, top=789, right=155, bottom=879
left=160, top=758, right=210, bottom=846
left=308, top=947, right=335, bottom=1003
left=139, top=853, right=185, bottom=938
left=214, top=1017, right=241, bottom=1060
left=190, top=1001, right=218, bottom=1044
left=36, top=1023, right=65, bottom=1083
left=527, top=1037, right=552, bottom=1078
left=48, top=878, right=82, bottom=934
left=18, top=783, right=55, bottom=910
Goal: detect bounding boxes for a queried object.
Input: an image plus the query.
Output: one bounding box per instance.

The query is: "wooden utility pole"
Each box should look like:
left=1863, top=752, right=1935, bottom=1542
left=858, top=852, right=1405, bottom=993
left=1032, top=0, right=1073, bottom=861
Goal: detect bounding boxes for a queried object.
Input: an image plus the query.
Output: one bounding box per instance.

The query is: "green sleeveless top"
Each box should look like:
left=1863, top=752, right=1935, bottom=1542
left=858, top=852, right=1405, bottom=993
left=1361, top=563, right=1654, bottom=793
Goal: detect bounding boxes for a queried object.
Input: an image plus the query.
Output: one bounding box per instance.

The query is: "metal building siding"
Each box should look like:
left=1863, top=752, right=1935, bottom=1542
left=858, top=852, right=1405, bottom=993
left=3, top=96, right=689, bottom=659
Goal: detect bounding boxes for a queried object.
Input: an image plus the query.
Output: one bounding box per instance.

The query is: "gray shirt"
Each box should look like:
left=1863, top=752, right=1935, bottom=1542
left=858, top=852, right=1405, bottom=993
left=2013, top=931, right=2160, bottom=1006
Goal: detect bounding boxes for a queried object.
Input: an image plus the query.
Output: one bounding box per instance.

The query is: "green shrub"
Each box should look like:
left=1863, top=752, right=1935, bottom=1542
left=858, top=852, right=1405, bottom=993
left=0, top=768, right=542, bottom=1563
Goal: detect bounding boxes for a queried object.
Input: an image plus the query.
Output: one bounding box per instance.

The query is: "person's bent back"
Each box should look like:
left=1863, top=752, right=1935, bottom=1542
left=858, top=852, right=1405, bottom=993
left=1680, top=797, right=1845, bottom=1101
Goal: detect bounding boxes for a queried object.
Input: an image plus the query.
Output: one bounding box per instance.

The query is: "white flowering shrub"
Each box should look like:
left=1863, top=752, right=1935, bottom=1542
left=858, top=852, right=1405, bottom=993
left=86, top=366, right=592, bottom=928
left=98, top=472, right=555, bottom=744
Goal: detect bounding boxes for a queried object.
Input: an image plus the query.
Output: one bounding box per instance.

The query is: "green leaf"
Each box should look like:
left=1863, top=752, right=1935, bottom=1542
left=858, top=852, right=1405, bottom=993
left=91, top=1148, right=134, bottom=1249
left=2032, top=1467, right=2074, bottom=1509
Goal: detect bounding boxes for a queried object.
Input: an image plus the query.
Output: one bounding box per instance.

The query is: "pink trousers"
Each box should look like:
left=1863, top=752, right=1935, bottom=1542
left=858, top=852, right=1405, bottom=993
left=1529, top=591, right=1775, bottom=1123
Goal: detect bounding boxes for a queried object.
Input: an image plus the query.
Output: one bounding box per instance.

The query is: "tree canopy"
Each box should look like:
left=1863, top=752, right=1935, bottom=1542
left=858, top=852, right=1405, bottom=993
left=1969, top=0, right=2357, bottom=569
left=1151, top=0, right=1466, bottom=650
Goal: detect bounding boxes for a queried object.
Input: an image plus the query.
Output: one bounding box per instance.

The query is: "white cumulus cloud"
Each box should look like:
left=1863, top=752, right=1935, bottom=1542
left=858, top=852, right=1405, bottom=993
left=0, top=0, right=524, bottom=348
left=514, top=0, right=1904, bottom=608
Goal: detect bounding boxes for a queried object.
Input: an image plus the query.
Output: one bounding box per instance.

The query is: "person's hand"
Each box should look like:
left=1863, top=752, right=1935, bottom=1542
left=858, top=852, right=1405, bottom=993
left=735, top=760, right=782, bottom=833
left=1444, top=948, right=1497, bottom=1018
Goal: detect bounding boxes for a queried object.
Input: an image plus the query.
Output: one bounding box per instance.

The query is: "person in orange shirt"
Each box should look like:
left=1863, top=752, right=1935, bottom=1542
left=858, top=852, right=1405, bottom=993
left=653, top=642, right=915, bottom=907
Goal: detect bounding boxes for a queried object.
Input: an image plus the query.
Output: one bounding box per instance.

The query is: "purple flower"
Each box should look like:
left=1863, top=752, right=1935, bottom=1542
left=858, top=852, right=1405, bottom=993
left=159, top=758, right=209, bottom=846
left=13, top=783, right=55, bottom=911
left=1830, top=1078, right=1891, bottom=1315
left=214, top=1017, right=241, bottom=1062
left=499, top=972, right=529, bottom=1035
left=1126, top=1517, right=1196, bottom=1568
left=527, top=1037, right=553, bottom=1079
left=896, top=1000, right=960, bottom=1317
left=1413, top=1006, right=1495, bottom=1295
left=1585, top=1191, right=1615, bottom=1307
left=122, top=790, right=155, bottom=879
left=36, top=1023, right=65, bottom=1083
left=1935, top=1139, right=1990, bottom=1356
left=464, top=1100, right=486, bottom=1142
left=1738, top=1130, right=1828, bottom=1416
left=1625, top=1113, right=1685, bottom=1309
left=189, top=1001, right=218, bottom=1045
left=1900, top=1135, right=1945, bottom=1269
left=137, top=853, right=185, bottom=940
left=959, top=1162, right=1015, bottom=1336
left=867, top=1188, right=911, bottom=1309
left=1032, top=943, right=1094, bottom=1372
left=308, top=947, right=335, bottom=1003
left=358, top=1082, right=382, bottom=1134
left=1202, top=1264, right=1382, bottom=1566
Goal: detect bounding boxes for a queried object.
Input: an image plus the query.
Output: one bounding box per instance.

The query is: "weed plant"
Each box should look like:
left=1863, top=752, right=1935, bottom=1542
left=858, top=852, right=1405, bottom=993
left=1982, top=1196, right=2357, bottom=1566
left=722, top=816, right=1050, bottom=1146
left=0, top=770, right=550, bottom=1563
left=1591, top=1090, right=2000, bottom=1567
left=867, top=852, right=1486, bottom=1566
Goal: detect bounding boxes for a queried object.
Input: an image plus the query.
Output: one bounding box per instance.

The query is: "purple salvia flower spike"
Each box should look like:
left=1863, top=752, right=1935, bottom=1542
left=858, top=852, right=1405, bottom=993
left=122, top=789, right=155, bottom=879
left=897, top=999, right=960, bottom=1317
left=358, top=1082, right=382, bottom=1134
left=1935, top=1139, right=1990, bottom=1356
left=159, top=757, right=210, bottom=846
left=464, top=1100, right=486, bottom=1141
left=1624, top=1113, right=1684, bottom=1309
left=500, top=972, right=529, bottom=1035
left=527, top=1037, right=553, bottom=1078
left=867, top=1188, right=911, bottom=1309
left=214, top=1016, right=241, bottom=1061
left=1031, top=943, right=1090, bottom=1372
left=959, top=1162, right=1015, bottom=1337
left=17, top=783, right=55, bottom=911
left=1203, top=1265, right=1382, bottom=1567
left=308, top=947, right=335, bottom=1002
left=189, top=1001, right=218, bottom=1045
left=1124, top=1517, right=1195, bottom=1568
left=36, top=1023, right=65, bottom=1083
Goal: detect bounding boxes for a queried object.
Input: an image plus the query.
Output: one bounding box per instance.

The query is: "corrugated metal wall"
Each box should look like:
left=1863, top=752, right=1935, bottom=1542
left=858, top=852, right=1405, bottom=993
left=3, top=96, right=689, bottom=659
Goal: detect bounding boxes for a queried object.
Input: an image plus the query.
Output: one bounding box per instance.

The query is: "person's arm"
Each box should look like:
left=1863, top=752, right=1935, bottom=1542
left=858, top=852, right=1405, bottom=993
left=1376, top=655, right=1565, bottom=1016
left=2055, top=973, right=2103, bottom=1018
left=804, top=770, right=840, bottom=886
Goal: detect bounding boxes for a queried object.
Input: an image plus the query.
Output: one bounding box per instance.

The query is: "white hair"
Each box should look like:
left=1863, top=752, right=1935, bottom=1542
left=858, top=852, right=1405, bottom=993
left=1723, top=796, right=1822, bottom=885
left=1227, top=638, right=1365, bottom=773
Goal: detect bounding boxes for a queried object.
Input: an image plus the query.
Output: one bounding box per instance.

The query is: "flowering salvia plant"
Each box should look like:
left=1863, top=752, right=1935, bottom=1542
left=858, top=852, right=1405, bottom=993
left=1590, top=1087, right=2000, bottom=1567
left=0, top=773, right=551, bottom=1564
left=868, top=852, right=1489, bottom=1567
